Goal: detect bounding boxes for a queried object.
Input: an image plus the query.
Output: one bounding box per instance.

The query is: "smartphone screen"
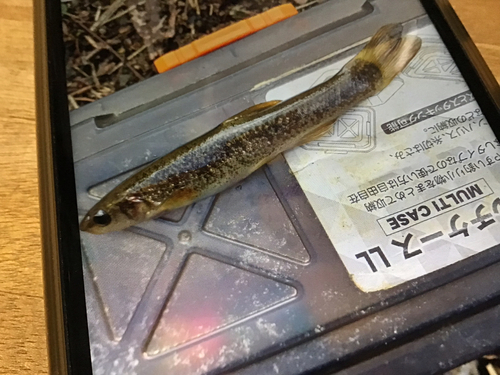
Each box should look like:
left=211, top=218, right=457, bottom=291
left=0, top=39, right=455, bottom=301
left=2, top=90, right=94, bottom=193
left=48, top=0, right=500, bottom=373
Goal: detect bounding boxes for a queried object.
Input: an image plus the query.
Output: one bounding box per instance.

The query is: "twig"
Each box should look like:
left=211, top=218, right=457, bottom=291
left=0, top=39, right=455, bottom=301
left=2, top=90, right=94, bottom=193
left=164, top=2, right=178, bottom=39
left=73, top=97, right=95, bottom=103
left=72, top=65, right=90, bottom=78
left=91, top=0, right=126, bottom=31
left=229, top=5, right=253, bottom=17
left=90, top=89, right=104, bottom=99
left=68, top=85, right=92, bottom=96
left=84, top=47, right=102, bottom=61
left=187, top=0, right=200, bottom=14
left=75, top=34, right=81, bottom=57
left=151, top=15, right=167, bottom=35
left=100, top=5, right=137, bottom=27
left=295, top=0, right=318, bottom=10
left=66, top=13, right=144, bottom=80
left=75, top=76, right=91, bottom=85
left=108, top=61, right=124, bottom=75
left=67, top=95, right=79, bottom=110
left=91, top=64, right=101, bottom=88
left=127, top=44, right=147, bottom=61
left=84, top=35, right=102, bottom=50
left=94, top=5, right=102, bottom=22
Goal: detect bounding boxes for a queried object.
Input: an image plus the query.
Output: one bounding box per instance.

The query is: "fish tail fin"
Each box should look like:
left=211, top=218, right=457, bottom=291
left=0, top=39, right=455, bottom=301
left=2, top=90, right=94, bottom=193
left=354, top=23, right=422, bottom=89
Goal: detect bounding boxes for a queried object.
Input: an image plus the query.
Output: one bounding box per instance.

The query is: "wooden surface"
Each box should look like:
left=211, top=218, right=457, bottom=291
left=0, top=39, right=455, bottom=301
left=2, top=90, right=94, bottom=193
left=0, top=0, right=498, bottom=374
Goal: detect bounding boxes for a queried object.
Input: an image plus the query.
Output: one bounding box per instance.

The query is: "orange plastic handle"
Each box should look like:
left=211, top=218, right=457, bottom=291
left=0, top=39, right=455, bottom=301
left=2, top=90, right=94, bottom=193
left=154, top=3, right=298, bottom=73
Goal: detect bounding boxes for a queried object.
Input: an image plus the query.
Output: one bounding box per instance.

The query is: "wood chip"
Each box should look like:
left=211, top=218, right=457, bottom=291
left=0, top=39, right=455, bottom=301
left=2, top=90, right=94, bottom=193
left=487, top=363, right=499, bottom=375
left=97, top=61, right=117, bottom=76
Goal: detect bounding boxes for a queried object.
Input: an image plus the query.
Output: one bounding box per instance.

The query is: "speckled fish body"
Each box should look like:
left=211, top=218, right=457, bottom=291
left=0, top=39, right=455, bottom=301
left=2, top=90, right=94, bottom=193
left=80, top=24, right=421, bottom=234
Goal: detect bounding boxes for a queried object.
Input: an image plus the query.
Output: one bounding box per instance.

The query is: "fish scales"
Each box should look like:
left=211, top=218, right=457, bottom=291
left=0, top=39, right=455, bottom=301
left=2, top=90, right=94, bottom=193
left=131, top=61, right=381, bottom=204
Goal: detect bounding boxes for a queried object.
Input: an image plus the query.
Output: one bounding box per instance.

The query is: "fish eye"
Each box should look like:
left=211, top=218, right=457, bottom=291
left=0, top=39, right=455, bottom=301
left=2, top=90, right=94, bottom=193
left=93, top=210, right=112, bottom=226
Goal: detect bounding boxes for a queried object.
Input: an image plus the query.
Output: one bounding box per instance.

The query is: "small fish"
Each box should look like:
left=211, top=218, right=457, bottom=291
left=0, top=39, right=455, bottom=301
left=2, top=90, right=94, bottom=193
left=80, top=24, right=421, bottom=234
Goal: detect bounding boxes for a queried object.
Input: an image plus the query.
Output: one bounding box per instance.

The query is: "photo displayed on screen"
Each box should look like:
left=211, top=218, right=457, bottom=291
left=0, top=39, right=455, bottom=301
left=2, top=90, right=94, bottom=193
left=63, top=0, right=500, bottom=373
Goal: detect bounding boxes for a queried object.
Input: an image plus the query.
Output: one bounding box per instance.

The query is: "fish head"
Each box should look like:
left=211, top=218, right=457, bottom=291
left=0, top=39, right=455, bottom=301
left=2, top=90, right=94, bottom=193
left=80, top=194, right=152, bottom=235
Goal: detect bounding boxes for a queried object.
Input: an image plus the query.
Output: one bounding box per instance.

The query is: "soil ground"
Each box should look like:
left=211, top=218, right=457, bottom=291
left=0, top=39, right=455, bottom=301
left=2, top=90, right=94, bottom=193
left=62, top=0, right=317, bottom=109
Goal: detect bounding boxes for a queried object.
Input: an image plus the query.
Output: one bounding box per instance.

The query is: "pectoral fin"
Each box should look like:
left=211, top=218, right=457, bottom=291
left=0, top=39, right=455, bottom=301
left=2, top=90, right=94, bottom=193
left=296, top=120, right=336, bottom=146
left=221, top=100, right=281, bottom=127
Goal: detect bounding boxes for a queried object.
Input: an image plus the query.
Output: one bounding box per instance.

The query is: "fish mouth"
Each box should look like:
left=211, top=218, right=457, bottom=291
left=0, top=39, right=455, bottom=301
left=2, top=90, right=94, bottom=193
left=79, top=215, right=93, bottom=232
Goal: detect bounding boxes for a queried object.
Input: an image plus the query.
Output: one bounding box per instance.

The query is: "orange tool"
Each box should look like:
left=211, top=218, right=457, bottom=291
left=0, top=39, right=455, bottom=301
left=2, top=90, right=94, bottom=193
left=154, top=3, right=298, bottom=74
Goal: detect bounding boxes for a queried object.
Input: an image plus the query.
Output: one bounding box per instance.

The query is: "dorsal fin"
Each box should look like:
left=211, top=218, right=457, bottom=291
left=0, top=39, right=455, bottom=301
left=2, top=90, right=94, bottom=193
left=221, top=100, right=281, bottom=127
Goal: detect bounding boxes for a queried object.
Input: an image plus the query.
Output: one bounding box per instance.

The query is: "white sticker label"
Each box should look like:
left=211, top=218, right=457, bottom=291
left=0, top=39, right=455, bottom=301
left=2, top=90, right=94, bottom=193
left=266, top=21, right=500, bottom=292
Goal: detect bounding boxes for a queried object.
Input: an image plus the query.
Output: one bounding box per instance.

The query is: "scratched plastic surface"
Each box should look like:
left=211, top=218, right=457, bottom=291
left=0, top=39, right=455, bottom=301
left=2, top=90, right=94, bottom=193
left=69, top=1, right=470, bottom=374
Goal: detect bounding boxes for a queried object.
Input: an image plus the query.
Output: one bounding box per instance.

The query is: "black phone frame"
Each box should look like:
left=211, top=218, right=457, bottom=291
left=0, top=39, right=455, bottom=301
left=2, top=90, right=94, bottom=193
left=33, top=0, right=500, bottom=374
